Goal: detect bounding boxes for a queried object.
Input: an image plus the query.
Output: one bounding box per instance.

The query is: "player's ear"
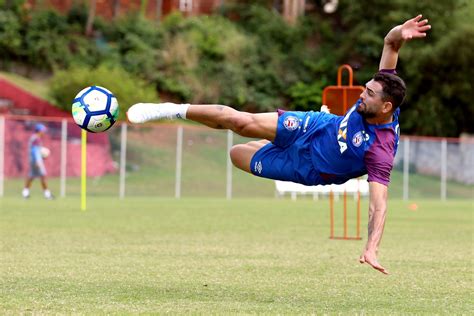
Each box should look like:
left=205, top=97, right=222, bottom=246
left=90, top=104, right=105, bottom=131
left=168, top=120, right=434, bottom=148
left=382, top=101, right=393, bottom=114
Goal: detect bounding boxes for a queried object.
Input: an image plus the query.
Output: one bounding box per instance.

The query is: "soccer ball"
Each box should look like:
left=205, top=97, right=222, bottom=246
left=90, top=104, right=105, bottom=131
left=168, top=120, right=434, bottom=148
left=71, top=86, right=119, bottom=133
left=40, top=147, right=50, bottom=158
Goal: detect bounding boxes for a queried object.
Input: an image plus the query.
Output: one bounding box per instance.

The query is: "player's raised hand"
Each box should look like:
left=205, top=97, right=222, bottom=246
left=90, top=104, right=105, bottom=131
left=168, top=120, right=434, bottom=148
left=359, top=249, right=389, bottom=275
left=400, top=14, right=431, bottom=41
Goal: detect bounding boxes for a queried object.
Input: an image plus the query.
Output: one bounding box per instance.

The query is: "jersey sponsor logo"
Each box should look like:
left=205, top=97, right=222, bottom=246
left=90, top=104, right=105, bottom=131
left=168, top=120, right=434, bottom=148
left=352, top=130, right=370, bottom=147
left=283, top=116, right=300, bottom=131
left=337, top=106, right=357, bottom=153
left=254, top=161, right=263, bottom=174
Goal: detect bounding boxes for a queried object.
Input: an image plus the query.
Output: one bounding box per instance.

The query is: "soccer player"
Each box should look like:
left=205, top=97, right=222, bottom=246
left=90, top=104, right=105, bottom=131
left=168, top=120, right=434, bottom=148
left=127, top=15, right=431, bottom=274
left=22, top=123, right=54, bottom=200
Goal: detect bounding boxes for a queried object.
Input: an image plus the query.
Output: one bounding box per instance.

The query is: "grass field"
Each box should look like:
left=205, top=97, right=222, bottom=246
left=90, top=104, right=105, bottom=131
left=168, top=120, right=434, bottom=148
left=0, top=197, right=472, bottom=314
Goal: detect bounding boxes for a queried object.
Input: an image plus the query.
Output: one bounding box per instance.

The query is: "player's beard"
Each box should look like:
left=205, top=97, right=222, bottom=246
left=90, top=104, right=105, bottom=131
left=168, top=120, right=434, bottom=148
left=356, top=103, right=377, bottom=119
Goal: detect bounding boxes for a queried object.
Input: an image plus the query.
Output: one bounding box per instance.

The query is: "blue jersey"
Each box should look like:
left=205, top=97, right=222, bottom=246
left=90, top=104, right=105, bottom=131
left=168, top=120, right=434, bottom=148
left=28, top=134, right=42, bottom=163
left=250, top=99, right=400, bottom=186
left=28, top=133, right=46, bottom=177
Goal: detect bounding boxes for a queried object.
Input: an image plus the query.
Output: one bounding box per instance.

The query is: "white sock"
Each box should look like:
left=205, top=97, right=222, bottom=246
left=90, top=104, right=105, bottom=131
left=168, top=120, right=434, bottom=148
left=22, top=188, right=30, bottom=197
left=44, top=189, right=52, bottom=198
left=173, top=103, right=190, bottom=120
left=128, top=102, right=191, bottom=123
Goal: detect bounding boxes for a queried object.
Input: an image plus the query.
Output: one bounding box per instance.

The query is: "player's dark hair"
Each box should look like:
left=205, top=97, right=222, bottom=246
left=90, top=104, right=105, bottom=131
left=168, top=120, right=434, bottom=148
left=373, top=72, right=406, bottom=110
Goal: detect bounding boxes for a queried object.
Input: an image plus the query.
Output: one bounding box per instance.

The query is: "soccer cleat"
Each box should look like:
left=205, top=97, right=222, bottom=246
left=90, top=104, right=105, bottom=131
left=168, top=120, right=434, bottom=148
left=44, top=189, right=54, bottom=200
left=22, top=188, right=30, bottom=199
left=127, top=103, right=185, bottom=124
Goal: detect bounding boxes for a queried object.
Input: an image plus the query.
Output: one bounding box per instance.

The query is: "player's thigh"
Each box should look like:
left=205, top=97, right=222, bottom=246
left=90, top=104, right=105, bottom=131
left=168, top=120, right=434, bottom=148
left=230, top=141, right=268, bottom=173
left=238, top=113, right=278, bottom=141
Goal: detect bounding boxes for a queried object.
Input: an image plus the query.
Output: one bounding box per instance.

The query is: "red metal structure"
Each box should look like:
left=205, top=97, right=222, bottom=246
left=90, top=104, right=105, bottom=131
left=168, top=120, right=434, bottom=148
left=323, top=65, right=364, bottom=240
left=26, top=0, right=223, bottom=20
left=322, top=64, right=364, bottom=116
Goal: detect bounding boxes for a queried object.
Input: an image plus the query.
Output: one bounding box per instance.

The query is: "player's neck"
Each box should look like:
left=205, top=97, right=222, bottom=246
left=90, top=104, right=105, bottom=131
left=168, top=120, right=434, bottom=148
left=365, top=114, right=393, bottom=125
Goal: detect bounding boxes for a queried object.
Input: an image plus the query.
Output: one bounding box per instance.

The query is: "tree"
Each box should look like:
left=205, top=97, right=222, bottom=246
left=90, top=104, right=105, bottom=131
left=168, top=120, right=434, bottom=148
left=402, top=24, right=474, bottom=136
left=156, top=0, right=163, bottom=22
left=112, top=0, right=120, bottom=19
left=85, top=0, right=96, bottom=36
left=140, top=0, right=149, bottom=17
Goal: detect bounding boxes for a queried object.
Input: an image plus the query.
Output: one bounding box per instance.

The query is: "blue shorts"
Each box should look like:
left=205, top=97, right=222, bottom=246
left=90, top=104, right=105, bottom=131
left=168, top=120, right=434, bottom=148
left=29, top=162, right=46, bottom=177
left=250, top=110, right=329, bottom=185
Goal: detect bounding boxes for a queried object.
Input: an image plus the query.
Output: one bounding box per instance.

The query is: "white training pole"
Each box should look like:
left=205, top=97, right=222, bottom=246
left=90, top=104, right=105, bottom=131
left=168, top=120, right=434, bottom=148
left=291, top=191, right=297, bottom=201
left=175, top=126, right=183, bottom=199
left=226, top=130, right=233, bottom=200
left=403, top=138, right=410, bottom=201
left=441, top=139, right=447, bottom=201
left=313, top=192, right=319, bottom=201
left=119, top=123, right=128, bottom=199
left=0, top=116, right=5, bottom=197
left=60, top=119, right=68, bottom=198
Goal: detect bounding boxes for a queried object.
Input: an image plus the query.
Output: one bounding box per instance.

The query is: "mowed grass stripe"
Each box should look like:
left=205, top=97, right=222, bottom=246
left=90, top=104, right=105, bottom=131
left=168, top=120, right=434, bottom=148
left=0, top=198, right=472, bottom=314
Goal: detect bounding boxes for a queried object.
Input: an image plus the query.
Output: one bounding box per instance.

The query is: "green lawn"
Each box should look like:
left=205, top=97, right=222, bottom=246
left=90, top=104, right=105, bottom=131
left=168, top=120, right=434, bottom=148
left=0, top=197, right=472, bottom=314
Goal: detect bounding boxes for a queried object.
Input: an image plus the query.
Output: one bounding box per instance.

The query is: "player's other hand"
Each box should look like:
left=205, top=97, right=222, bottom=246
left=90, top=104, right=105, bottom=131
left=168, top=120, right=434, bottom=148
left=400, top=14, right=431, bottom=41
left=359, top=249, right=389, bottom=275
left=320, top=105, right=330, bottom=114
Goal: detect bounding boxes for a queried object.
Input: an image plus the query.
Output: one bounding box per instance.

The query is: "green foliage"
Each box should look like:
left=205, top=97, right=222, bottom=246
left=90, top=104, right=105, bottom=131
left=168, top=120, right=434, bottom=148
left=23, top=10, right=72, bottom=69
left=0, top=0, right=25, bottom=14
left=402, top=24, right=474, bottom=136
left=0, top=10, right=22, bottom=59
left=0, top=1, right=471, bottom=136
left=66, top=2, right=89, bottom=26
left=106, top=13, right=163, bottom=50
left=287, top=81, right=325, bottom=111
left=49, top=65, right=158, bottom=119
left=231, top=4, right=302, bottom=50
left=157, top=13, right=285, bottom=107
left=103, top=14, right=163, bottom=81
left=333, top=0, right=471, bottom=135
left=336, top=0, right=466, bottom=80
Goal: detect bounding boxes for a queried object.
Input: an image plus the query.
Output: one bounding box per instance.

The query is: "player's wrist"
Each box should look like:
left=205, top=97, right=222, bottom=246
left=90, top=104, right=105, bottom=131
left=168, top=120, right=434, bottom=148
left=384, top=26, right=404, bottom=46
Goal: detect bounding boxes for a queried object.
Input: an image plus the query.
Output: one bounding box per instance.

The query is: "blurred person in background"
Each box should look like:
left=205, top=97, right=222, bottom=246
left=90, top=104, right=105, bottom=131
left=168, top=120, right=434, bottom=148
left=22, top=123, right=54, bottom=200
left=127, top=15, right=431, bottom=274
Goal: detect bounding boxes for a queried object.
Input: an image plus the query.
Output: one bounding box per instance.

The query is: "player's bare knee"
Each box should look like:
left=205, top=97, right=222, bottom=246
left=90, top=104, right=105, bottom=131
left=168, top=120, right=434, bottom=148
left=229, top=144, right=246, bottom=168
left=232, top=144, right=255, bottom=172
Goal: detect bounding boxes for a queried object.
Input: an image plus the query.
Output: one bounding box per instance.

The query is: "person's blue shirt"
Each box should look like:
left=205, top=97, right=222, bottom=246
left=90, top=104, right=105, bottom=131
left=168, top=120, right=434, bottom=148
left=310, top=99, right=400, bottom=185
left=250, top=99, right=400, bottom=186
left=29, top=134, right=42, bottom=164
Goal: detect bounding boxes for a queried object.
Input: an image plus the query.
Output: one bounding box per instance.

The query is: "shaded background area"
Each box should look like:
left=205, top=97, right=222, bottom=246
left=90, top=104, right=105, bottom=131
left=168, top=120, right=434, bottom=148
left=0, top=0, right=473, bottom=136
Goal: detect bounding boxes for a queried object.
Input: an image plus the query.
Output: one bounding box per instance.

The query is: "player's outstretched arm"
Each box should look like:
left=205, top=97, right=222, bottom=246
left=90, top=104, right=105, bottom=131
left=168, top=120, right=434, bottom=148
left=360, top=181, right=389, bottom=274
left=379, top=14, right=431, bottom=70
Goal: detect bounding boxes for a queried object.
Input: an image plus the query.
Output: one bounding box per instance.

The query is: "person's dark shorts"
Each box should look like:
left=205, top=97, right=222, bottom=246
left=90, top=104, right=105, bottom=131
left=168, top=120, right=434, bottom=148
left=29, top=162, right=46, bottom=177
left=250, top=110, right=330, bottom=185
